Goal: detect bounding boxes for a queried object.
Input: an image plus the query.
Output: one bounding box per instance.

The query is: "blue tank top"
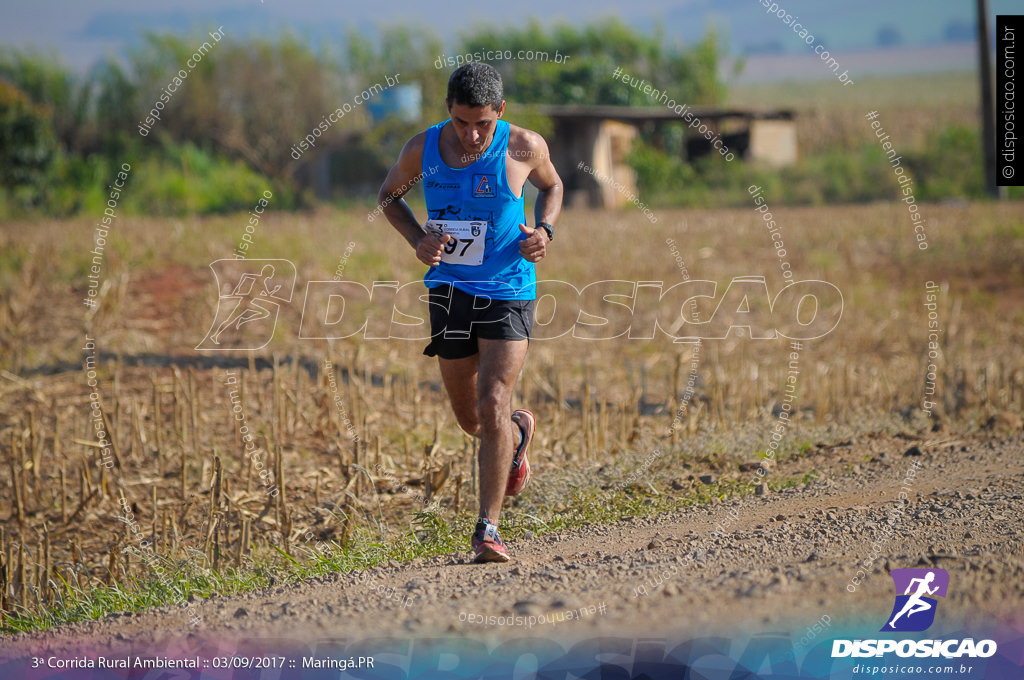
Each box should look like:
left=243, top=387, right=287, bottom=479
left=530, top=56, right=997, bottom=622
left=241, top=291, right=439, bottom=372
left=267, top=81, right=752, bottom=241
left=421, top=119, right=534, bottom=300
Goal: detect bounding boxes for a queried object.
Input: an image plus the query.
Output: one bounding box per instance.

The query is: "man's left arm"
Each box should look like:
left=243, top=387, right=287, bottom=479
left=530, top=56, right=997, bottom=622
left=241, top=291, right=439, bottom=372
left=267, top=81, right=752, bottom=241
left=518, top=132, right=562, bottom=263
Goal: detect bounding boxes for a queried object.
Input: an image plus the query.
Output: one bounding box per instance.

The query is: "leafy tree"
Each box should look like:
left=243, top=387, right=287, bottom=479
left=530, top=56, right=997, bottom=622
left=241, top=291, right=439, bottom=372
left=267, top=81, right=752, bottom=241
left=0, top=48, right=91, bottom=154
left=89, top=56, right=142, bottom=157
left=0, top=20, right=733, bottom=213
left=457, top=19, right=725, bottom=107
left=122, top=32, right=344, bottom=181
left=0, top=81, right=58, bottom=207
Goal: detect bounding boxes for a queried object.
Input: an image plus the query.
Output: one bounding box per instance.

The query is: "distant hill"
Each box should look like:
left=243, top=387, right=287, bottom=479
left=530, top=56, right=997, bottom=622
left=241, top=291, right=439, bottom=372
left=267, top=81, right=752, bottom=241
left=0, top=0, right=983, bottom=76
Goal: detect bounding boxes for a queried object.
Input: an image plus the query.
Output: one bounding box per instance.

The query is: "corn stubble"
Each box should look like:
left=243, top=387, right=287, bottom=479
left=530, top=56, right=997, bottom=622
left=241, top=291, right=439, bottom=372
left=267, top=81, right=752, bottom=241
left=0, top=202, right=1021, bottom=632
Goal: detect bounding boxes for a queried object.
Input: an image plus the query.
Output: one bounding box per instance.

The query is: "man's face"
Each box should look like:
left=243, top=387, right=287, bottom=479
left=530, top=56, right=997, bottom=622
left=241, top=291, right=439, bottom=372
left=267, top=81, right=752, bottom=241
left=447, top=100, right=505, bottom=155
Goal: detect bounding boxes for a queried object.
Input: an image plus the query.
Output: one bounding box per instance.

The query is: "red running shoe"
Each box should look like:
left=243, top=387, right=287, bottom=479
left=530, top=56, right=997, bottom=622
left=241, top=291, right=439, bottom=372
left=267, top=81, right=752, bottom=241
left=471, top=519, right=510, bottom=563
left=506, top=409, right=535, bottom=496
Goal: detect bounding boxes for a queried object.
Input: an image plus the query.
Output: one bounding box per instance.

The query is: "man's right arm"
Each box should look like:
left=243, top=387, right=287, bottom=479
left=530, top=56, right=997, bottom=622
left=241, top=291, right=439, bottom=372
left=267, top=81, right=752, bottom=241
left=377, top=133, right=449, bottom=266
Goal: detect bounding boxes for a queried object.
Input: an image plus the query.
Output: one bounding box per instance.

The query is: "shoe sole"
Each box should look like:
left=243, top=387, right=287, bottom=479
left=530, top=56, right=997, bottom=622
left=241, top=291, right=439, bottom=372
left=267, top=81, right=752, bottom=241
left=473, top=546, right=511, bottom=563
left=507, top=410, right=535, bottom=496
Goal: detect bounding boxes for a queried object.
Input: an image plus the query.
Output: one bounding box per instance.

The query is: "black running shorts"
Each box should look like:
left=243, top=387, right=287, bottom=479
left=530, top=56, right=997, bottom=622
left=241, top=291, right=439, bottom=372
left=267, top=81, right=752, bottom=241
left=423, top=284, right=535, bottom=359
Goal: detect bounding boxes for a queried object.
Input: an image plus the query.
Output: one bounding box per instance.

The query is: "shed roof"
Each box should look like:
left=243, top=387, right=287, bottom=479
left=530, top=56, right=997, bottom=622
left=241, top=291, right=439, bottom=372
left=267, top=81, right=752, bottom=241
left=532, top=104, right=795, bottom=122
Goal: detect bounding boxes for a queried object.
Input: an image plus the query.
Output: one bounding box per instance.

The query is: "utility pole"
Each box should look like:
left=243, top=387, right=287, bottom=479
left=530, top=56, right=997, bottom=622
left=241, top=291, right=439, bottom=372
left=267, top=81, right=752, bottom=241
left=977, top=0, right=1001, bottom=198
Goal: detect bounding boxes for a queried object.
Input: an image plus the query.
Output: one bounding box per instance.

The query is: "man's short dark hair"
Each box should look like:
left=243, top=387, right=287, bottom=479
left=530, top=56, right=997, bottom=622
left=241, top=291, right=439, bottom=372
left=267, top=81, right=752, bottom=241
left=447, top=62, right=504, bottom=111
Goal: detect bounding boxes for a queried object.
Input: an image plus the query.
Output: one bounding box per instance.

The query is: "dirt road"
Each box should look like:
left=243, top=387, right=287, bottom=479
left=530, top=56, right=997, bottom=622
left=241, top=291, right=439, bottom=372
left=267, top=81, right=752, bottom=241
left=2, top=430, right=1023, bottom=677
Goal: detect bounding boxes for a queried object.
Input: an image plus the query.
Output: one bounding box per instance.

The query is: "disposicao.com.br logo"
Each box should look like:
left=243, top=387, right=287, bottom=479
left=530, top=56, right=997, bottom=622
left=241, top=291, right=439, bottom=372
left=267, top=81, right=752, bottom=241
left=832, top=568, right=998, bottom=660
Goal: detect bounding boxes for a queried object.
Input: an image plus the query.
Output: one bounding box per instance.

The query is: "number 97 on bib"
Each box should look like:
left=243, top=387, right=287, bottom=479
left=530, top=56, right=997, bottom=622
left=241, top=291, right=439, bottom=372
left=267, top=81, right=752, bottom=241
left=425, top=220, right=487, bottom=266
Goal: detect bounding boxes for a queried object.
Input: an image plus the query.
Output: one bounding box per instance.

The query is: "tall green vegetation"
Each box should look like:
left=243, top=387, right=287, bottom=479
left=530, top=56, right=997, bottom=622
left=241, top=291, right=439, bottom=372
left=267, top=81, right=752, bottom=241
left=0, top=20, right=729, bottom=216
left=7, top=21, right=994, bottom=215
left=0, top=80, right=58, bottom=210
left=459, top=19, right=725, bottom=106
left=629, top=124, right=1014, bottom=209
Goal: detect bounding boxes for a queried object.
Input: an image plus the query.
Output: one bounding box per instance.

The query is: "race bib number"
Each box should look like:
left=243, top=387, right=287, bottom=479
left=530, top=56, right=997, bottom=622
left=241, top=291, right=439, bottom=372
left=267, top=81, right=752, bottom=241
left=424, top=220, right=487, bottom=266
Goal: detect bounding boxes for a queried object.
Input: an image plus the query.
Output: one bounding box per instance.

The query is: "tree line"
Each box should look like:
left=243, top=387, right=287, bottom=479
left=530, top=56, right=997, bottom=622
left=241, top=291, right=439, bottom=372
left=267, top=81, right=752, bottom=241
left=0, top=20, right=725, bottom=216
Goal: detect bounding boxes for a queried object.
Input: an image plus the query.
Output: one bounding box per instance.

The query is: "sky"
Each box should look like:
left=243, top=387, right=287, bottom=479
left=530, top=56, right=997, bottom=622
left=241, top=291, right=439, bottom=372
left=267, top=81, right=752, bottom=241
left=0, top=0, right=1013, bottom=79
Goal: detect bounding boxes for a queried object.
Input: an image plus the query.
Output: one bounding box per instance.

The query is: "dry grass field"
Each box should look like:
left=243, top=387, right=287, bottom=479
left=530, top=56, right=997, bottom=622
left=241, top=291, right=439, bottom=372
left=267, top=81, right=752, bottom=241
left=0, top=199, right=1022, bottom=633
left=730, top=72, right=980, bottom=154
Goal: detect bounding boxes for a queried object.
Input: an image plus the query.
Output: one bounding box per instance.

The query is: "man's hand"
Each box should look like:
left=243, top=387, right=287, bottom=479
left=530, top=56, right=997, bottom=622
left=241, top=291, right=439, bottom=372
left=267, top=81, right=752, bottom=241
left=417, top=232, right=451, bottom=266
left=518, top=223, right=549, bottom=263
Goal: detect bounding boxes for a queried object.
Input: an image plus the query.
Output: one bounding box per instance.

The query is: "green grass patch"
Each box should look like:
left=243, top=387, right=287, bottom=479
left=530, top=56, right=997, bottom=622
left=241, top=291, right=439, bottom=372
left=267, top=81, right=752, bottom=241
left=0, top=467, right=812, bottom=635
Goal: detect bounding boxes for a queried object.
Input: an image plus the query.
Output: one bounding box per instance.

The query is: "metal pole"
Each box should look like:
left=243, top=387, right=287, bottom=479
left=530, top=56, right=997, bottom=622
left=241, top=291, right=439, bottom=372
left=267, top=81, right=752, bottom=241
left=977, top=0, right=1001, bottom=198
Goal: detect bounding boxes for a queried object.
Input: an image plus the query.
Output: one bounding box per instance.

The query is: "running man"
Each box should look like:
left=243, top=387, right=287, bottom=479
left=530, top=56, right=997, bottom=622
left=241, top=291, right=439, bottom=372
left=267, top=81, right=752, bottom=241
left=888, top=571, right=939, bottom=628
left=378, top=63, right=562, bottom=563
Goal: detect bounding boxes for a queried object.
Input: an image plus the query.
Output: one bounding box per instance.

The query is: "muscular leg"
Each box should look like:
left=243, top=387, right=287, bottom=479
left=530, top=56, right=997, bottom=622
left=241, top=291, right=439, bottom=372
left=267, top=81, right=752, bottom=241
left=438, top=354, right=481, bottom=437
left=438, top=340, right=527, bottom=525
left=475, top=338, right=528, bottom=523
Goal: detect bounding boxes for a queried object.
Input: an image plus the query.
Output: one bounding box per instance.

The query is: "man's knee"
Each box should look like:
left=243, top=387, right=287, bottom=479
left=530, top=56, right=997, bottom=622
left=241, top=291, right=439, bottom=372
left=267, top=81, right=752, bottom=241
left=477, top=389, right=512, bottom=425
left=445, top=390, right=480, bottom=435
left=455, top=411, right=481, bottom=436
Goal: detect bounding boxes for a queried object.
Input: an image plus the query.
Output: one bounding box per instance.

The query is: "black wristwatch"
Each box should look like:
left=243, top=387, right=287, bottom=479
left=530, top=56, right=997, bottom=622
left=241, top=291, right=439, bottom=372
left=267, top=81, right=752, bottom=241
left=536, top=222, right=554, bottom=242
